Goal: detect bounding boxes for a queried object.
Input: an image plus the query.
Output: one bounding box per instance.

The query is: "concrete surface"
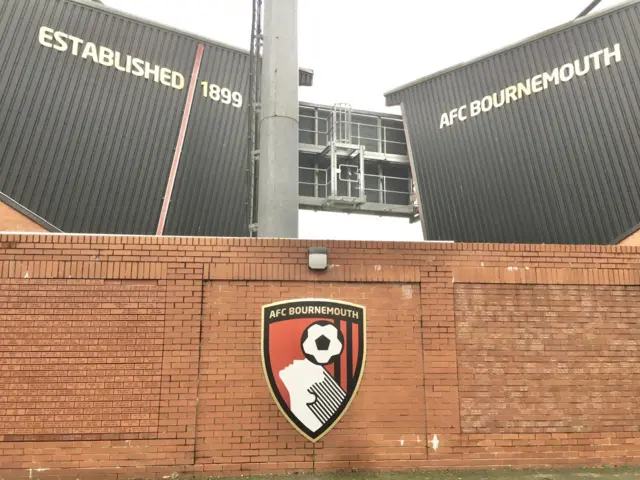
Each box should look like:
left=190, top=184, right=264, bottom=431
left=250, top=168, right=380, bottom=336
left=214, top=467, right=640, bottom=480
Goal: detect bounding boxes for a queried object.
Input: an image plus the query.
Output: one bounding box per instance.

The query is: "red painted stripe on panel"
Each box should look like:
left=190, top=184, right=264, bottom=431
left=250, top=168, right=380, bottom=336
left=156, top=43, right=205, bottom=236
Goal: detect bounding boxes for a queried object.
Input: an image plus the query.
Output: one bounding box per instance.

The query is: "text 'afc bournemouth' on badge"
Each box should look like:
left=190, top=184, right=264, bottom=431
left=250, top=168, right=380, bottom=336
left=261, top=298, right=367, bottom=442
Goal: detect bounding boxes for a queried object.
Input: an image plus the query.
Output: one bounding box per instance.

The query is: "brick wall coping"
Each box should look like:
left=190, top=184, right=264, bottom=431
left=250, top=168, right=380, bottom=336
left=0, top=232, right=638, bottom=253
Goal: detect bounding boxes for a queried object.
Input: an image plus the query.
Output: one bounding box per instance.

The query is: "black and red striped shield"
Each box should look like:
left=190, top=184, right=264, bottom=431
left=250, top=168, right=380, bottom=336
left=261, top=298, right=367, bottom=442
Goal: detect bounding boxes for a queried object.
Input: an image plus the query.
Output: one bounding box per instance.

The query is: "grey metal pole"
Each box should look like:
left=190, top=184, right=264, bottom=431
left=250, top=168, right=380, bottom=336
left=257, top=0, right=299, bottom=238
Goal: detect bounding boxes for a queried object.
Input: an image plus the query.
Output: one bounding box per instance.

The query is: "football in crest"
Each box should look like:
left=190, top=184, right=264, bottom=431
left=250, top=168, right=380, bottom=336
left=261, top=299, right=366, bottom=442
left=301, top=321, right=344, bottom=365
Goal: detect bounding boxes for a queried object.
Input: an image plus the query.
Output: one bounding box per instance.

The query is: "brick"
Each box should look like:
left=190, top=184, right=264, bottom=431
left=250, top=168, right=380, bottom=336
left=0, top=234, right=639, bottom=477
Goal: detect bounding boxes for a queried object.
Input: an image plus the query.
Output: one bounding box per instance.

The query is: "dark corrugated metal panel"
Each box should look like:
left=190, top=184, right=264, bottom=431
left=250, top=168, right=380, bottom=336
left=0, top=0, right=195, bottom=234
left=0, top=191, right=62, bottom=232
left=0, top=0, right=313, bottom=237
left=385, top=0, right=640, bottom=244
left=163, top=45, right=250, bottom=237
left=609, top=221, right=640, bottom=244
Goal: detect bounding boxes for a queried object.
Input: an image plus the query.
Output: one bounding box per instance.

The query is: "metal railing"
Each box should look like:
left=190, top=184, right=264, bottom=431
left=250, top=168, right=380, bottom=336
left=299, top=166, right=412, bottom=206
left=326, top=103, right=352, bottom=144
left=298, top=112, right=408, bottom=156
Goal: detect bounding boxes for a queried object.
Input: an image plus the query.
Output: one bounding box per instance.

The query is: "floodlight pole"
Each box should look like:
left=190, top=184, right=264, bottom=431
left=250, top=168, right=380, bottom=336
left=257, top=0, right=299, bottom=238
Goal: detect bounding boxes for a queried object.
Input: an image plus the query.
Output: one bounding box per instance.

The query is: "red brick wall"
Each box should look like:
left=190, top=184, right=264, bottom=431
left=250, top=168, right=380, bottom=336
left=197, top=281, right=426, bottom=475
left=456, top=284, right=639, bottom=436
left=0, top=234, right=639, bottom=479
left=0, top=279, right=164, bottom=442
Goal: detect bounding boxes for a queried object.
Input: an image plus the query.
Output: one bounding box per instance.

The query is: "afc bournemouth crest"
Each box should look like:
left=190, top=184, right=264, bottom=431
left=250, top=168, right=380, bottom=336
left=261, top=298, right=366, bottom=442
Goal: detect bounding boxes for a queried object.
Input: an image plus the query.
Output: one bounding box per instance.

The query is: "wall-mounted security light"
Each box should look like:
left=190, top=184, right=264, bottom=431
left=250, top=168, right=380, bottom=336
left=308, top=247, right=328, bottom=271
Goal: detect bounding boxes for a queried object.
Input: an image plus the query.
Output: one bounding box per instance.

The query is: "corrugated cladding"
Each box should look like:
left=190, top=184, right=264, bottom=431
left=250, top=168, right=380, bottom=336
left=164, top=46, right=250, bottom=237
left=386, top=1, right=640, bottom=244
left=0, top=0, right=194, bottom=234
left=0, top=0, right=312, bottom=236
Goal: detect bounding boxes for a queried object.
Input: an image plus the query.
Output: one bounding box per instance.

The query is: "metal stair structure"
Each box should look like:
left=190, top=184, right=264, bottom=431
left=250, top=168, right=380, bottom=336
left=320, top=103, right=367, bottom=208
left=298, top=101, right=419, bottom=220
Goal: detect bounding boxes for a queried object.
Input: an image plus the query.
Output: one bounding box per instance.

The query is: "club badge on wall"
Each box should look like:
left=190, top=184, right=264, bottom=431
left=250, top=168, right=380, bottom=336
left=261, top=298, right=366, bottom=442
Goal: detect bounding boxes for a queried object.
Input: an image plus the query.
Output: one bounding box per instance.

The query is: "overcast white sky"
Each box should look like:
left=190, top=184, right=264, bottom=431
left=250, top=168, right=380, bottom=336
left=103, top=0, right=627, bottom=242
